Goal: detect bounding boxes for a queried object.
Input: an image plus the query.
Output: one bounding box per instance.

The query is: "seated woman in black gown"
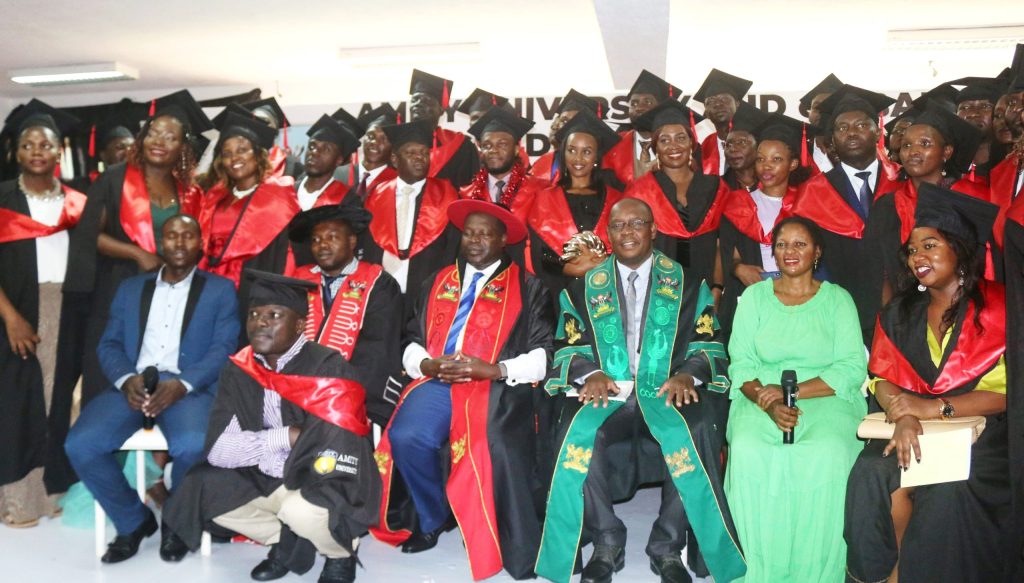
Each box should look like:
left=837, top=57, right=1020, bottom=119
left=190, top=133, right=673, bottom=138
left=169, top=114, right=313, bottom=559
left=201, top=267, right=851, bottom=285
left=845, top=183, right=1009, bottom=583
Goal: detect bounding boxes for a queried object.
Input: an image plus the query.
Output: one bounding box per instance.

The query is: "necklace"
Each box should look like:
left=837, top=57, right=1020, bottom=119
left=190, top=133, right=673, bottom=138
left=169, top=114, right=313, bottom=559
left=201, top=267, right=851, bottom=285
left=233, top=184, right=258, bottom=199
left=18, top=175, right=63, bottom=202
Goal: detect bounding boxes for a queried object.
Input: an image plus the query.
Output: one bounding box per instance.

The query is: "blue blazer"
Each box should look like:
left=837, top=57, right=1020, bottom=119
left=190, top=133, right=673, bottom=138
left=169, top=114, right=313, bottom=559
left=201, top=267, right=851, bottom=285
left=98, top=269, right=240, bottom=394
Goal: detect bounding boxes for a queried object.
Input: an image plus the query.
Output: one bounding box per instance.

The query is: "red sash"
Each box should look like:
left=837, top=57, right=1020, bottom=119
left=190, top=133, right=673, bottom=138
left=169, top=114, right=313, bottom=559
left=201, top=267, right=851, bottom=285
left=721, top=187, right=797, bottom=244
left=701, top=133, right=720, bottom=176
left=294, top=262, right=384, bottom=360
left=624, top=172, right=726, bottom=239
left=601, top=129, right=635, bottom=186
left=528, top=151, right=559, bottom=184
left=527, top=185, right=619, bottom=254
left=198, top=176, right=299, bottom=285
left=230, top=346, right=370, bottom=436
left=890, top=179, right=991, bottom=243
left=0, top=185, right=86, bottom=244
left=365, top=178, right=456, bottom=258
left=119, top=164, right=201, bottom=253
left=790, top=168, right=901, bottom=239
left=991, top=156, right=1022, bottom=248
left=303, top=180, right=351, bottom=208
left=268, top=145, right=287, bottom=178
left=429, top=128, right=468, bottom=179
left=869, top=283, right=1006, bottom=395
left=372, top=263, right=523, bottom=580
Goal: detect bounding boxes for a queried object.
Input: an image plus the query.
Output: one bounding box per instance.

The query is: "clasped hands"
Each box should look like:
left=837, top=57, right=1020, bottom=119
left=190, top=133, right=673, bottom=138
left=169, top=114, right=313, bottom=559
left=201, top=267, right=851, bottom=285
left=882, top=392, right=933, bottom=471
left=421, top=351, right=501, bottom=384
left=578, top=371, right=699, bottom=408
left=122, top=374, right=188, bottom=418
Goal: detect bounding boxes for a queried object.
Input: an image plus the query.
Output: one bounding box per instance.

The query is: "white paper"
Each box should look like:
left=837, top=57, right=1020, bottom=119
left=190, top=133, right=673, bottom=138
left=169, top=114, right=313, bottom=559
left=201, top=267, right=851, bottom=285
left=900, top=427, right=973, bottom=488
left=566, top=380, right=634, bottom=402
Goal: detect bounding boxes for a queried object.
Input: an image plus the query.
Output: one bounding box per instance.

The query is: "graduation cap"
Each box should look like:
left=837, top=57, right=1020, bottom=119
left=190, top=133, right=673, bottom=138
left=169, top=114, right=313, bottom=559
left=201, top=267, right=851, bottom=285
left=358, top=104, right=400, bottom=129
left=885, top=107, right=920, bottom=135
left=457, top=88, right=509, bottom=116
left=910, top=83, right=958, bottom=113
left=150, top=90, right=213, bottom=136
left=242, top=97, right=289, bottom=128
left=243, top=269, right=317, bottom=316
left=409, top=69, right=453, bottom=109
left=331, top=107, right=365, bottom=137
left=466, top=107, right=534, bottom=142
left=554, top=109, right=621, bottom=157
left=951, top=77, right=1004, bottom=104
left=693, top=69, right=752, bottom=103
left=627, top=69, right=681, bottom=103
left=307, top=115, right=360, bottom=158
left=819, top=84, right=895, bottom=130
left=215, top=105, right=278, bottom=150
left=447, top=199, right=527, bottom=244
left=190, top=134, right=211, bottom=161
left=799, top=74, right=844, bottom=110
left=728, top=102, right=772, bottom=134
left=557, top=89, right=601, bottom=117
left=909, top=103, right=983, bottom=175
left=288, top=204, right=373, bottom=243
left=912, top=182, right=998, bottom=247
left=632, top=100, right=705, bottom=133
left=5, top=98, right=80, bottom=139
left=381, top=120, right=435, bottom=149
left=754, top=113, right=819, bottom=162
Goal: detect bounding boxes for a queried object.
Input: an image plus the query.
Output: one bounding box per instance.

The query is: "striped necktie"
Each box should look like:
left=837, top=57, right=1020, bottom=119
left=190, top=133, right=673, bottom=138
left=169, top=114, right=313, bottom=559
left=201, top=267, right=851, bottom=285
left=443, top=271, right=485, bottom=355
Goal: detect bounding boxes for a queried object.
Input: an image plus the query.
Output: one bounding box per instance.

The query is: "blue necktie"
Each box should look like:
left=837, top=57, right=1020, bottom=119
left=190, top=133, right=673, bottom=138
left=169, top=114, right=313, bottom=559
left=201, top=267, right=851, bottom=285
left=855, top=171, right=873, bottom=216
left=443, top=271, right=485, bottom=355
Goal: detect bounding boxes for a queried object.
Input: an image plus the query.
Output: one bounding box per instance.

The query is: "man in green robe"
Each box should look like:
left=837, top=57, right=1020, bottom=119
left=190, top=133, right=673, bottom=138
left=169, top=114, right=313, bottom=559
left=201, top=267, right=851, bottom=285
left=536, top=198, right=745, bottom=583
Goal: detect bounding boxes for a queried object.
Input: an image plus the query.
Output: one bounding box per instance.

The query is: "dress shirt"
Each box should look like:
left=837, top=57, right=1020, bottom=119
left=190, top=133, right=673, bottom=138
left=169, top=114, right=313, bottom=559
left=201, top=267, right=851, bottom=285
left=381, top=177, right=425, bottom=292
left=207, top=335, right=308, bottom=478
left=634, top=132, right=652, bottom=160
left=717, top=137, right=727, bottom=175
left=25, top=194, right=68, bottom=284
left=403, top=259, right=547, bottom=385
left=316, top=258, right=358, bottom=307
left=114, top=267, right=196, bottom=392
left=1015, top=166, right=1024, bottom=201
left=839, top=159, right=879, bottom=205
left=359, top=164, right=388, bottom=188
left=812, top=141, right=834, bottom=173
left=296, top=176, right=335, bottom=211
left=487, top=173, right=511, bottom=203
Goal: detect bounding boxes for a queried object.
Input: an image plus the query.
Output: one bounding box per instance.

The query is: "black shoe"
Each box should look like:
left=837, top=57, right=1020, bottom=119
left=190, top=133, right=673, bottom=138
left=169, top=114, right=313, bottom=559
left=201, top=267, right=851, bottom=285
left=100, top=509, right=158, bottom=564
left=400, top=515, right=457, bottom=554
left=650, top=554, right=692, bottom=583
left=251, top=545, right=289, bottom=581
left=159, top=526, right=189, bottom=562
left=580, top=545, right=625, bottom=583
left=318, top=556, right=356, bottom=583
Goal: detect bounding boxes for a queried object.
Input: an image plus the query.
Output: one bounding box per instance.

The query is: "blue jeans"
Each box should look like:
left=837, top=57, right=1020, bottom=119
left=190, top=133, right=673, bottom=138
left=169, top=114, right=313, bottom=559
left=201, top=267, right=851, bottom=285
left=387, top=380, right=452, bottom=533
left=65, top=387, right=213, bottom=535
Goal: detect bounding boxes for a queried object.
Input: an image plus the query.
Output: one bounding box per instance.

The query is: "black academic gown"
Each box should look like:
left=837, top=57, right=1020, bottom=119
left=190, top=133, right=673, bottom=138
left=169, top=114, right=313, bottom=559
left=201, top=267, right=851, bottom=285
left=646, top=173, right=722, bottom=287
left=1004, top=216, right=1024, bottom=583
left=433, top=132, right=480, bottom=189
left=391, top=257, right=554, bottom=579
left=162, top=342, right=381, bottom=575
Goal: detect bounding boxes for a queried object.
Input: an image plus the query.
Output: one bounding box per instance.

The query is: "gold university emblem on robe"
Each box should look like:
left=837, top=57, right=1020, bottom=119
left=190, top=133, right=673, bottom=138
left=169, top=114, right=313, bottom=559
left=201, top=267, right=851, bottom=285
left=664, top=447, right=696, bottom=478
left=451, top=436, right=467, bottom=464
left=562, top=444, right=593, bottom=473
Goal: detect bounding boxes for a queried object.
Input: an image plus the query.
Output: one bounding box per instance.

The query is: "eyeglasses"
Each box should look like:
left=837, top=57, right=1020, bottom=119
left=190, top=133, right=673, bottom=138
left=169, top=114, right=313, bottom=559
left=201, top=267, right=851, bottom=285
left=608, top=219, right=652, bottom=233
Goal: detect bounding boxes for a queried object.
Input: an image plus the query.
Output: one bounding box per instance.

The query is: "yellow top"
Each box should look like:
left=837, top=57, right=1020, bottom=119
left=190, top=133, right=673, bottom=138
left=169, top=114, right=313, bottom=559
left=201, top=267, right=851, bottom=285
left=925, top=324, right=1005, bottom=395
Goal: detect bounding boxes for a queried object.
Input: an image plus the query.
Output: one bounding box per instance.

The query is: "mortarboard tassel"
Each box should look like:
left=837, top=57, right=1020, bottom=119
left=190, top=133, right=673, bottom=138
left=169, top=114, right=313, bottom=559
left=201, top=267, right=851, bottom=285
left=877, top=112, right=886, bottom=154
left=396, top=111, right=402, bottom=125
left=669, top=86, right=674, bottom=99
left=689, top=110, right=698, bottom=142
left=491, top=94, right=497, bottom=106
left=970, top=162, right=976, bottom=182
left=801, top=123, right=809, bottom=167
left=149, top=99, right=156, bottom=117
left=442, top=81, right=450, bottom=110
left=88, top=125, right=96, bottom=158
left=348, top=152, right=358, bottom=186
left=597, top=102, right=603, bottom=119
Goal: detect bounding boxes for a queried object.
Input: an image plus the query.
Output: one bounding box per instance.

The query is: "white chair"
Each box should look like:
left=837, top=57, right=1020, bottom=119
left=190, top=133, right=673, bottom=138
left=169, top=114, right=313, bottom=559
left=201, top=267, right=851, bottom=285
left=94, top=426, right=211, bottom=557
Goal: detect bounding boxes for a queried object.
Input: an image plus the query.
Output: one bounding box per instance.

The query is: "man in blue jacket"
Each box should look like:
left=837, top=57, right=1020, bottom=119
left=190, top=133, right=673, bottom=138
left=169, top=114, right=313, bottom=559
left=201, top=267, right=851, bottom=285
left=65, top=214, right=239, bottom=564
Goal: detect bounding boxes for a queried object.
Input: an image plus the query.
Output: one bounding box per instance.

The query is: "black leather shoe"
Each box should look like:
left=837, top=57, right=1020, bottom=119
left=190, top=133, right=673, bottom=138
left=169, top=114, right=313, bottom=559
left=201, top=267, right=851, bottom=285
left=400, top=515, right=457, bottom=554
left=159, top=526, right=189, bottom=562
left=580, top=544, right=625, bottom=583
left=250, top=546, right=289, bottom=581
left=650, top=554, right=692, bottom=583
left=318, top=556, right=356, bottom=583
left=100, top=509, right=158, bottom=564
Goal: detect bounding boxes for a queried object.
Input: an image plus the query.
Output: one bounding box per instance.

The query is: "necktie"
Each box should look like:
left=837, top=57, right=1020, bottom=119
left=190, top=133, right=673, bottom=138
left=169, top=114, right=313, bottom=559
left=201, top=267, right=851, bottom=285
left=638, top=141, right=655, bottom=177
left=625, top=271, right=639, bottom=375
left=855, top=171, right=873, bottom=216
left=494, top=180, right=506, bottom=203
left=443, top=271, right=485, bottom=355
left=396, top=185, right=414, bottom=251
left=356, top=172, right=369, bottom=200
left=322, top=274, right=341, bottom=310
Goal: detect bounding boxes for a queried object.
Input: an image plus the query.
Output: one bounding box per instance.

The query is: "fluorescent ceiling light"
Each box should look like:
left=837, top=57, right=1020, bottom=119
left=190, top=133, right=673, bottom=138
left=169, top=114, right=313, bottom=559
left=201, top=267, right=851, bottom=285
left=887, top=24, right=1024, bottom=49
left=9, top=62, right=138, bottom=86
left=338, top=43, right=480, bottom=67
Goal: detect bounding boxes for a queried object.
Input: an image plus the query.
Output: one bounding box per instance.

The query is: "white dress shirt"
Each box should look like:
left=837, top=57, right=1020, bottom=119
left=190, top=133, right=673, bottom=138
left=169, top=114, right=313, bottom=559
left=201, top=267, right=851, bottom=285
left=26, top=194, right=68, bottom=284
left=381, top=177, right=425, bottom=292
left=115, top=267, right=196, bottom=392
left=360, top=164, right=388, bottom=188
left=812, top=141, right=834, bottom=173
left=840, top=159, right=880, bottom=204
left=296, top=176, right=335, bottom=211
left=487, top=173, right=511, bottom=203
left=1015, top=167, right=1024, bottom=201
left=403, top=259, right=547, bottom=386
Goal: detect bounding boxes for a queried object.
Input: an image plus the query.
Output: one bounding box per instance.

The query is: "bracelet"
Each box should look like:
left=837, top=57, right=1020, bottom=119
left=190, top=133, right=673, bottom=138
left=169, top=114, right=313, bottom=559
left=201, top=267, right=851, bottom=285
left=709, top=283, right=724, bottom=292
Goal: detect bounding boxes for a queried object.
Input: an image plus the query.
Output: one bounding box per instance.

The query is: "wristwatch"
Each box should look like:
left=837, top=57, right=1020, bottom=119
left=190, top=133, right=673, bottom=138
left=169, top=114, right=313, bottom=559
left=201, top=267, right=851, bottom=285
left=939, top=398, right=955, bottom=419
left=496, top=362, right=508, bottom=381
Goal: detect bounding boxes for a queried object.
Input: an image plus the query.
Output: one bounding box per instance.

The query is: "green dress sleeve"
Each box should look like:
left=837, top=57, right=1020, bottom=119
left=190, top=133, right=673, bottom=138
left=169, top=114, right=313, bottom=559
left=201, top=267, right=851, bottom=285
left=817, top=285, right=868, bottom=403
left=726, top=280, right=764, bottom=400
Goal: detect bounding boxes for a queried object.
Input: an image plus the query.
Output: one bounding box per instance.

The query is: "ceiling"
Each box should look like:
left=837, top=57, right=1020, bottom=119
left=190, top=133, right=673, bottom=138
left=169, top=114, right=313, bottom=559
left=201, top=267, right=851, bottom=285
left=1, top=0, right=1023, bottom=122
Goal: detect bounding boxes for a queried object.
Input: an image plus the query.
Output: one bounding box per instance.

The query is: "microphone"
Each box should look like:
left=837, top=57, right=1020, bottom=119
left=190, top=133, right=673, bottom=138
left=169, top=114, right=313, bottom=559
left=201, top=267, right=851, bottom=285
left=142, top=366, right=159, bottom=430
left=781, top=370, right=798, bottom=445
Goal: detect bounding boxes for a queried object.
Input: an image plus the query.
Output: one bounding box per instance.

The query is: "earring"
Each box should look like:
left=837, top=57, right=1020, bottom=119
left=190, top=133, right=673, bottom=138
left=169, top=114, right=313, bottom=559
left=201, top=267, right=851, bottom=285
left=813, top=258, right=819, bottom=271
left=918, top=283, right=927, bottom=292
left=958, top=269, right=965, bottom=286
left=941, top=168, right=947, bottom=176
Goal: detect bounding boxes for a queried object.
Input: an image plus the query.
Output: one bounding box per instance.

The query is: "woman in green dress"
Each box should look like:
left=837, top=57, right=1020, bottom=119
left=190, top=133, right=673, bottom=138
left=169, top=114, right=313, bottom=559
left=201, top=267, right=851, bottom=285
left=724, top=216, right=867, bottom=582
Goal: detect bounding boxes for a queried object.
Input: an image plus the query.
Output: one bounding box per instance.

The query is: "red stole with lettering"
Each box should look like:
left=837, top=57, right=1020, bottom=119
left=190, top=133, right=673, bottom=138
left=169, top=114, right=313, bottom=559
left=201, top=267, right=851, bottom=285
left=365, top=177, right=456, bottom=258
left=230, top=346, right=370, bottom=436
left=624, top=172, right=726, bottom=239
left=294, top=262, right=384, bottom=359
left=372, top=263, right=523, bottom=580
left=869, top=282, right=1006, bottom=395
left=527, top=184, right=619, bottom=254
left=428, top=128, right=468, bottom=179
left=120, top=163, right=202, bottom=253
left=0, top=185, right=86, bottom=244
left=721, top=186, right=797, bottom=244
